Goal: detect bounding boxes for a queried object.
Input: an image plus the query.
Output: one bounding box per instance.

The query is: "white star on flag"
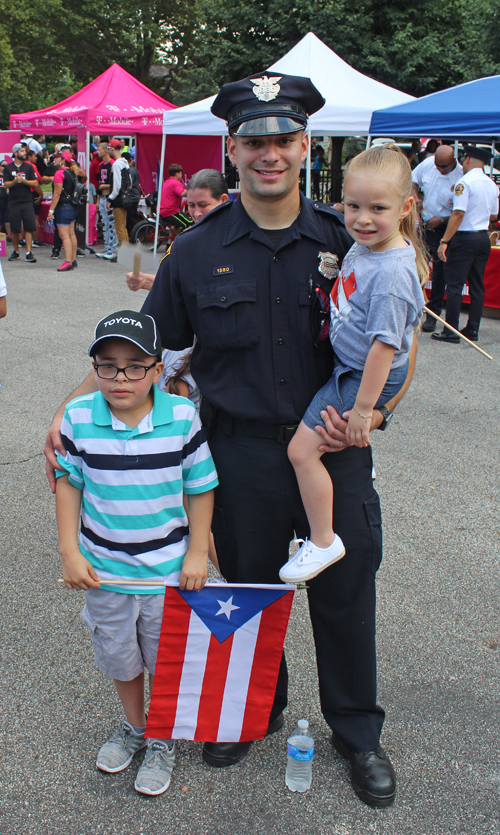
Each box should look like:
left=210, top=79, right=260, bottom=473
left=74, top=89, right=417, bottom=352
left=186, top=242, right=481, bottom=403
left=216, top=596, right=240, bottom=620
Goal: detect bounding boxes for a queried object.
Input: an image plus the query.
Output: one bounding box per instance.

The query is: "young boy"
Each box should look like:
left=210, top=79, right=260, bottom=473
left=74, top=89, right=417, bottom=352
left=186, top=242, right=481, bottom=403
left=55, top=310, right=218, bottom=795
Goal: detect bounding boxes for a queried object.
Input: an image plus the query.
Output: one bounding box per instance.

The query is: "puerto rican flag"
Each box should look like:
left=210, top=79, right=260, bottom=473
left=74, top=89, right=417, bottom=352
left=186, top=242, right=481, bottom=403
left=146, top=583, right=295, bottom=743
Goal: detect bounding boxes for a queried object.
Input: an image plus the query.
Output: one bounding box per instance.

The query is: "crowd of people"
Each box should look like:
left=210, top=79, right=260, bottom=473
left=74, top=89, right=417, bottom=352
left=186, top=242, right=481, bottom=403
left=0, top=134, right=144, bottom=269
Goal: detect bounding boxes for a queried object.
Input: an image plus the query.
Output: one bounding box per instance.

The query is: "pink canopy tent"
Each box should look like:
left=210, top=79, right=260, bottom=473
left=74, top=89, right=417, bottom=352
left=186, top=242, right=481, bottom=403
left=9, top=64, right=222, bottom=241
left=10, top=63, right=176, bottom=134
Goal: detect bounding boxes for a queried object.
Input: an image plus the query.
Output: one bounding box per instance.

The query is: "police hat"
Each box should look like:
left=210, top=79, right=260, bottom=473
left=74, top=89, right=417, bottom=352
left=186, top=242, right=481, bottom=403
left=211, top=73, right=325, bottom=136
left=463, top=145, right=492, bottom=165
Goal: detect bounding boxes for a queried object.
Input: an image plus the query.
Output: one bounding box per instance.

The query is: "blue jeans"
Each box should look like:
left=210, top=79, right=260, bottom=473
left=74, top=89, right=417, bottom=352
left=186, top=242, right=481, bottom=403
left=99, top=195, right=118, bottom=253
left=303, top=356, right=409, bottom=430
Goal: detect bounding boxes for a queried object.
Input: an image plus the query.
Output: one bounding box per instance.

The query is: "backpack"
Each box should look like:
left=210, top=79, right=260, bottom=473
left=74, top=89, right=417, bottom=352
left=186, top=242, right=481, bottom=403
left=62, top=170, right=87, bottom=207
left=70, top=181, right=87, bottom=207
left=117, top=165, right=134, bottom=207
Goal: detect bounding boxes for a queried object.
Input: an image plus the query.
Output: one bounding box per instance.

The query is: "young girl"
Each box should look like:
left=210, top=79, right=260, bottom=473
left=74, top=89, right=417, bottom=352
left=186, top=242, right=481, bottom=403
left=280, top=144, right=427, bottom=584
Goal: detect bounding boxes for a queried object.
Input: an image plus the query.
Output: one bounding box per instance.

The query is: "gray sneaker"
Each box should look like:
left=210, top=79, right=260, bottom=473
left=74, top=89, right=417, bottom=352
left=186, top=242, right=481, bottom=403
left=134, top=740, right=175, bottom=795
left=96, top=721, right=147, bottom=773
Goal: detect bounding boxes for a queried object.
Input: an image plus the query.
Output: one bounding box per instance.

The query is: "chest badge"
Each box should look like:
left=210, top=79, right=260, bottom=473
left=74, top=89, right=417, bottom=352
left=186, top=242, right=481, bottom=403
left=250, top=76, right=282, bottom=102
left=318, top=251, right=339, bottom=280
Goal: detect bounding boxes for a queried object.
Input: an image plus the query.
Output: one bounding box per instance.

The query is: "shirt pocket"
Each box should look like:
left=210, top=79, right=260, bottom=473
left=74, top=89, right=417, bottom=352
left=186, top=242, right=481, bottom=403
left=196, top=280, right=260, bottom=351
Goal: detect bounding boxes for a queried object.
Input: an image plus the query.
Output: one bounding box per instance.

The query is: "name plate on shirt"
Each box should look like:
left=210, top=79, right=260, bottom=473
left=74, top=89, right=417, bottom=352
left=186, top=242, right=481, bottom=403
left=213, top=265, right=234, bottom=276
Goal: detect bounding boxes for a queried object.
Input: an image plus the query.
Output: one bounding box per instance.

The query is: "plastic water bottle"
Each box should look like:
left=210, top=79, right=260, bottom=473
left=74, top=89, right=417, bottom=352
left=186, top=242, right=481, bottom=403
left=285, top=719, right=314, bottom=792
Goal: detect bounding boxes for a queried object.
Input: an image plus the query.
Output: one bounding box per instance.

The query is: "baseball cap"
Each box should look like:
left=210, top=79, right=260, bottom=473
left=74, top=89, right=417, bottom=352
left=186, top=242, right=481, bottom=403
left=12, top=143, right=23, bottom=153
left=54, top=150, right=72, bottom=163
left=88, top=310, right=162, bottom=358
left=107, top=138, right=122, bottom=150
left=211, top=72, right=325, bottom=136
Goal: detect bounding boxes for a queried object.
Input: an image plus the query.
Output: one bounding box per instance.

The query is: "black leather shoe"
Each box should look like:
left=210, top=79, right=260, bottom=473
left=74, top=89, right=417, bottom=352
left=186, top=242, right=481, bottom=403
left=431, top=330, right=460, bottom=344
left=202, top=712, right=284, bottom=767
left=266, top=712, right=285, bottom=735
left=202, top=740, right=253, bottom=767
left=421, top=315, right=436, bottom=332
left=332, top=732, right=396, bottom=807
left=460, top=326, right=478, bottom=341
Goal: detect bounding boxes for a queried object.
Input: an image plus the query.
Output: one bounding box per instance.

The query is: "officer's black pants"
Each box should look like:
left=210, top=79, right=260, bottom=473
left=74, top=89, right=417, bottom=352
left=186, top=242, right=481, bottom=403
left=443, top=230, right=490, bottom=331
left=425, top=224, right=447, bottom=315
left=210, top=427, right=385, bottom=753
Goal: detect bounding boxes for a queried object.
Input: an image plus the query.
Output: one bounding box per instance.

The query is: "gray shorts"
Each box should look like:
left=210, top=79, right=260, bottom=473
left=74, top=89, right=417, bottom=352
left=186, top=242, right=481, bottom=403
left=81, top=589, right=165, bottom=681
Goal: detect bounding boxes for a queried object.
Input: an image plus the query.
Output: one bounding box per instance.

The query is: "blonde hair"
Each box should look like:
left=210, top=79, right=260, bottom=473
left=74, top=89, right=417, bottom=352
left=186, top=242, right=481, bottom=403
left=345, top=144, right=429, bottom=286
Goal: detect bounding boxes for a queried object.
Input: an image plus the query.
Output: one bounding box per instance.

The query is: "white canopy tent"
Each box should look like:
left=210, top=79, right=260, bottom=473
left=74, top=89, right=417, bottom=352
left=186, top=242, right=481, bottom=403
left=154, top=32, right=414, bottom=248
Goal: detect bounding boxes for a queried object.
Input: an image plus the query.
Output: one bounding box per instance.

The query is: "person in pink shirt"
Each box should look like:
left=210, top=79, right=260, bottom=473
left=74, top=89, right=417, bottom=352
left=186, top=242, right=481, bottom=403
left=159, top=164, right=193, bottom=236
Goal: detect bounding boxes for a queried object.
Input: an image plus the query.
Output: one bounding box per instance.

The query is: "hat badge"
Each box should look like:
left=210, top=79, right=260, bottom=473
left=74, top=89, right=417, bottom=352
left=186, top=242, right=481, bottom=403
left=250, top=76, right=282, bottom=102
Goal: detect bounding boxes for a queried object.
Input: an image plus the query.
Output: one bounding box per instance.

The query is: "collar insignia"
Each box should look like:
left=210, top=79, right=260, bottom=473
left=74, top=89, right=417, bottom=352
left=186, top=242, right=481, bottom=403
left=250, top=76, right=282, bottom=102
left=318, top=251, right=339, bottom=279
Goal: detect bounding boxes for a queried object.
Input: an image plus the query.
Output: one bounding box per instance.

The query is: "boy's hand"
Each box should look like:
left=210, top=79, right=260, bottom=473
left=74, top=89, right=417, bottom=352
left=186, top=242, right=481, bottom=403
left=61, top=551, right=101, bottom=590
left=346, top=409, right=372, bottom=448
left=179, top=550, right=208, bottom=591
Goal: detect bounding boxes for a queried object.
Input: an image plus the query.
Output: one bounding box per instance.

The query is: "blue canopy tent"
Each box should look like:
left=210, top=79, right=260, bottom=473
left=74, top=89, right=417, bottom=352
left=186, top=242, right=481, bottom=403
left=369, top=75, right=500, bottom=138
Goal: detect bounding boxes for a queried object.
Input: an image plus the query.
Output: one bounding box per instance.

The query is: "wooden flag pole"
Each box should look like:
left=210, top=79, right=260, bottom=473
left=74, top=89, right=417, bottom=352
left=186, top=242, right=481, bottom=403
left=132, top=252, right=141, bottom=279
left=423, top=306, right=493, bottom=361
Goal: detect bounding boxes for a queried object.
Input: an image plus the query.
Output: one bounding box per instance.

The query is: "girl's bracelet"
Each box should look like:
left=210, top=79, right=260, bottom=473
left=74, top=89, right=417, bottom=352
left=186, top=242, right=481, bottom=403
left=353, top=406, right=373, bottom=420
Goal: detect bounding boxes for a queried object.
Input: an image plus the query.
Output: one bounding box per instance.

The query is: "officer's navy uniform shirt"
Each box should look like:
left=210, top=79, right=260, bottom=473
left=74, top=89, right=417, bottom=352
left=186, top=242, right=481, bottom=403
left=142, top=194, right=352, bottom=425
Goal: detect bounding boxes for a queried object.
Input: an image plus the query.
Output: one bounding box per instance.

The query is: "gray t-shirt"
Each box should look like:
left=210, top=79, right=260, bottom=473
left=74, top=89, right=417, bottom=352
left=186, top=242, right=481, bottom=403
left=330, top=241, right=425, bottom=370
left=157, top=347, right=200, bottom=411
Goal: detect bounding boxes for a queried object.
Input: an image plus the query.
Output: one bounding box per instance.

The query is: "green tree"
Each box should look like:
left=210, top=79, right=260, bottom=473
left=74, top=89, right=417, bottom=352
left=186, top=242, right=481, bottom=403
left=61, top=0, right=199, bottom=97
left=178, top=0, right=495, bottom=100
left=0, top=0, right=78, bottom=127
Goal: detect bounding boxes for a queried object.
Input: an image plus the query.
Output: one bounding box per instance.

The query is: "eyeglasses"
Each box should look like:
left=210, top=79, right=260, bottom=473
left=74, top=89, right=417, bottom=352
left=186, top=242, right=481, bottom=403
left=435, top=162, right=454, bottom=170
left=94, top=362, right=157, bottom=380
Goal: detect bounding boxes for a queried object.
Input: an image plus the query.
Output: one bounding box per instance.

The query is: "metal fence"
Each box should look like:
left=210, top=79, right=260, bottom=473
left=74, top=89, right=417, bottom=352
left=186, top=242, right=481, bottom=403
left=225, top=165, right=338, bottom=202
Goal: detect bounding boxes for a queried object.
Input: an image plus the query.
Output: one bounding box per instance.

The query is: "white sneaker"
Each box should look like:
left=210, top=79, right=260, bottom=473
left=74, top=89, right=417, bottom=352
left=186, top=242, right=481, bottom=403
left=135, top=740, right=175, bottom=795
left=279, top=535, right=346, bottom=583
left=96, top=720, right=147, bottom=773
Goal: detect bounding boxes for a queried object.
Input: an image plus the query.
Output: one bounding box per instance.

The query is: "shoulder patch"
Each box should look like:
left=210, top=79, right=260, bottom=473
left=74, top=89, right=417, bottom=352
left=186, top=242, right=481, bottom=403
left=454, top=183, right=465, bottom=196
left=159, top=242, right=173, bottom=265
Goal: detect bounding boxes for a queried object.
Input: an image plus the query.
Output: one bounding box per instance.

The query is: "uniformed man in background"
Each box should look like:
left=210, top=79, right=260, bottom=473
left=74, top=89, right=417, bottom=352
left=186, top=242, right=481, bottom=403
left=433, top=145, right=499, bottom=342
left=411, top=145, right=463, bottom=332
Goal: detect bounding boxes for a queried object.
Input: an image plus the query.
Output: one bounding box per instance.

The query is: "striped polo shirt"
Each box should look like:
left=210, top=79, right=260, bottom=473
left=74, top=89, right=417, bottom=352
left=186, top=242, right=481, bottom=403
left=56, top=386, right=218, bottom=594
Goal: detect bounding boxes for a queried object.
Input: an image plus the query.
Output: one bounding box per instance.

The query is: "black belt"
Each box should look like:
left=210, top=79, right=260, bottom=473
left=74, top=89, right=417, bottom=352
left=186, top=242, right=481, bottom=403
left=217, top=410, right=299, bottom=444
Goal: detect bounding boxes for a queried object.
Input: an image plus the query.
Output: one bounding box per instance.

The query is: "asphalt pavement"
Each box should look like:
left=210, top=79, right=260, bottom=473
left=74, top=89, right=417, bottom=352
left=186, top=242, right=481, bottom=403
left=1, top=242, right=499, bottom=835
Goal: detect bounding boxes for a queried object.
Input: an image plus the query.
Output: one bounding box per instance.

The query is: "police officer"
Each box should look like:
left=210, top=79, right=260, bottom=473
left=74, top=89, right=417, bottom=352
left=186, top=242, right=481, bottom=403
left=43, top=73, right=411, bottom=808
left=411, top=145, right=463, bottom=332
left=433, top=145, right=499, bottom=342
left=140, top=73, right=406, bottom=807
